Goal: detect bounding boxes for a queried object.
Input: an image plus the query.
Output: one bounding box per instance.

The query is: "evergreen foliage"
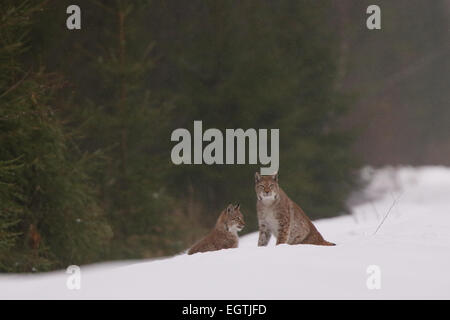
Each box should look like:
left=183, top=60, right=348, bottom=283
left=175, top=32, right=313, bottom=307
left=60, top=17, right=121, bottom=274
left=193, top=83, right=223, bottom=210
left=0, top=0, right=112, bottom=272
left=1, top=0, right=360, bottom=271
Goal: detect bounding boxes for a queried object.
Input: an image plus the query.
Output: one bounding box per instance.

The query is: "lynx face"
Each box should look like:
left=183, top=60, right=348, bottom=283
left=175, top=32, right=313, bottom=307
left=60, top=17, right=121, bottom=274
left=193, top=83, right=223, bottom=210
left=255, top=172, right=280, bottom=202
left=225, top=204, right=245, bottom=233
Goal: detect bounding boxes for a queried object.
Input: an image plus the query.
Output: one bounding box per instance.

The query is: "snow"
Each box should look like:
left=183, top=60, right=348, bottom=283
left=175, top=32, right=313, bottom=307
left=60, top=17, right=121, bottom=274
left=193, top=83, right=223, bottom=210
left=2, top=166, right=450, bottom=299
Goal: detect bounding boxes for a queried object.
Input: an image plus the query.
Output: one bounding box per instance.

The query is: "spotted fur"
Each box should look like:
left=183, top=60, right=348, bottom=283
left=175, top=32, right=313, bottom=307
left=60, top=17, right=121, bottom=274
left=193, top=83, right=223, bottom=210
left=255, top=172, right=335, bottom=246
left=188, top=204, right=245, bottom=255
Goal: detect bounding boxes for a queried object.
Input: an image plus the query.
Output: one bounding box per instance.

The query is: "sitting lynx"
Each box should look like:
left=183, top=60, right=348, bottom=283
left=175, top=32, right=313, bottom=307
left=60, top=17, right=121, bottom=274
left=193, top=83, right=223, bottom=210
left=188, top=204, right=245, bottom=255
left=255, top=172, right=335, bottom=246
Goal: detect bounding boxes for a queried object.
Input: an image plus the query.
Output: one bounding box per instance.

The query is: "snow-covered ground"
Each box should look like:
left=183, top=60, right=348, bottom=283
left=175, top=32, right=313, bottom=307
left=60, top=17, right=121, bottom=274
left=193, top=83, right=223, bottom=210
left=2, top=166, right=450, bottom=299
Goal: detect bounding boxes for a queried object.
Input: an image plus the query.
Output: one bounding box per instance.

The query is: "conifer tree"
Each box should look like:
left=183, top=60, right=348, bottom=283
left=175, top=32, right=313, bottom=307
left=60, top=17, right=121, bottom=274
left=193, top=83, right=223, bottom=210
left=0, top=0, right=112, bottom=272
left=23, top=0, right=359, bottom=262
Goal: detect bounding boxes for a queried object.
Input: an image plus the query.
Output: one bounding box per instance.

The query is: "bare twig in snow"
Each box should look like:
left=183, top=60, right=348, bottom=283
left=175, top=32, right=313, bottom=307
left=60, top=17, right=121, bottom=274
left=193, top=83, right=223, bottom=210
left=373, top=193, right=402, bottom=235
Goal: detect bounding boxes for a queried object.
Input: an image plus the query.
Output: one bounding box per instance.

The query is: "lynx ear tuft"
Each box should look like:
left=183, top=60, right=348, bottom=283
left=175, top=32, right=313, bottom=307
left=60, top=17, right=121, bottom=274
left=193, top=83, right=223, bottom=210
left=272, top=172, right=278, bottom=182
left=255, top=172, right=261, bottom=183
left=235, top=203, right=240, bottom=210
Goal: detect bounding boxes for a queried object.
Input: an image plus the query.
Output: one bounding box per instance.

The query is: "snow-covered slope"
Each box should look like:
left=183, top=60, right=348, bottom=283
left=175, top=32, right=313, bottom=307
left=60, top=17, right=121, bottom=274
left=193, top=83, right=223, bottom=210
left=2, top=166, right=450, bottom=299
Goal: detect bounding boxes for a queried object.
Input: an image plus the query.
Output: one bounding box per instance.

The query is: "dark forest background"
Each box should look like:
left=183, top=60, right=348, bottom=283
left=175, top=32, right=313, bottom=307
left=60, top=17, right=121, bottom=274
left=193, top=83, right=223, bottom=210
left=1, top=0, right=448, bottom=272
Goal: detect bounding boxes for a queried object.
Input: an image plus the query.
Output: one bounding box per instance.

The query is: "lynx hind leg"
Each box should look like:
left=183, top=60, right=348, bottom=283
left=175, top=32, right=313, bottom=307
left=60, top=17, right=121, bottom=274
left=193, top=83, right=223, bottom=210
left=288, top=220, right=310, bottom=244
left=258, top=223, right=272, bottom=246
left=301, top=230, right=335, bottom=246
left=188, top=239, right=216, bottom=255
left=187, top=243, right=202, bottom=255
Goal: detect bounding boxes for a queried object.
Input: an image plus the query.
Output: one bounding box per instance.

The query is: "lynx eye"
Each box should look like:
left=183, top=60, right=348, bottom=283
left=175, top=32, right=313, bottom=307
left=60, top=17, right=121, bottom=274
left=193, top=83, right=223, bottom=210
left=269, top=184, right=274, bottom=188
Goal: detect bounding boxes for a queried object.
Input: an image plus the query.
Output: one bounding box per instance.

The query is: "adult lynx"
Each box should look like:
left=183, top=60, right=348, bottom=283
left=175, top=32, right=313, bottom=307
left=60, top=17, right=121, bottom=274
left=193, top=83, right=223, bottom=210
left=255, top=172, right=335, bottom=246
left=188, top=204, right=245, bottom=255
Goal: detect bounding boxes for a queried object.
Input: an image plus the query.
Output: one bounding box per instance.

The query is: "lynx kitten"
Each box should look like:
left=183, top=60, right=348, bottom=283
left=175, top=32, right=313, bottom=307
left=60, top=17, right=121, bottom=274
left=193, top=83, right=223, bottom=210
left=188, top=204, right=245, bottom=255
